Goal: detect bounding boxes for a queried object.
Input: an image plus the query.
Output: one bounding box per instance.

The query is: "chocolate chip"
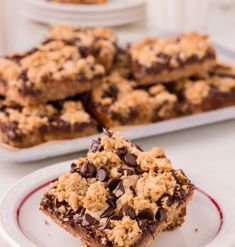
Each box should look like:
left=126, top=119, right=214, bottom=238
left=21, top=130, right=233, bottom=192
left=112, top=181, right=125, bottom=198
left=139, top=219, right=149, bottom=230
left=77, top=207, right=86, bottom=217
left=135, top=166, right=144, bottom=175
left=70, top=162, right=78, bottom=173
left=138, top=208, right=154, bottom=221
left=167, top=195, right=174, bottom=207
left=96, top=167, right=109, bottom=182
left=148, top=222, right=158, bottom=237
left=103, top=128, right=113, bottom=137
left=124, top=153, right=137, bottom=167
left=155, top=208, right=167, bottom=222
left=80, top=161, right=96, bottom=178
left=73, top=207, right=85, bottom=223
left=109, top=215, right=122, bottom=221
left=108, top=178, right=121, bottom=191
left=107, top=198, right=117, bottom=208
left=116, top=147, right=127, bottom=158
left=101, top=84, right=118, bottom=102
left=89, top=137, right=103, bottom=153
left=82, top=214, right=99, bottom=226
left=174, top=188, right=186, bottom=204
left=101, top=207, right=115, bottom=218
left=120, top=205, right=136, bottom=219
left=102, top=214, right=122, bottom=230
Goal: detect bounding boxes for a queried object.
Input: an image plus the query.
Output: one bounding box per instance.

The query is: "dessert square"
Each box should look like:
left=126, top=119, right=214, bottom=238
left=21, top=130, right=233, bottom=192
left=0, top=40, right=105, bottom=106
left=48, top=25, right=117, bottom=71
left=40, top=130, right=194, bottom=247
left=129, top=32, right=216, bottom=85
left=174, top=63, right=235, bottom=114
left=90, top=73, right=178, bottom=128
left=0, top=98, right=97, bottom=148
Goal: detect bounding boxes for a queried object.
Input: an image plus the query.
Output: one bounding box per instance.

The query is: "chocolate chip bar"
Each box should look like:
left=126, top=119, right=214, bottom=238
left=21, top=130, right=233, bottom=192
left=0, top=99, right=97, bottom=148
left=129, top=32, right=216, bottom=85
left=90, top=73, right=178, bottom=128
left=174, top=63, right=235, bottom=114
left=48, top=25, right=117, bottom=71
left=40, top=130, right=194, bottom=247
left=0, top=40, right=105, bottom=106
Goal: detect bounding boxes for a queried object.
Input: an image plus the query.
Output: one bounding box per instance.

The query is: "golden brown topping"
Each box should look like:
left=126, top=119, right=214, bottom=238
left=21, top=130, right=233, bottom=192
left=61, top=101, right=90, bottom=124
left=0, top=99, right=93, bottom=135
left=48, top=172, right=89, bottom=211
left=105, top=217, right=141, bottom=247
left=91, top=73, right=177, bottom=123
left=83, top=181, right=107, bottom=212
left=136, top=172, right=176, bottom=202
left=0, top=58, right=21, bottom=81
left=130, top=32, right=215, bottom=67
left=184, top=80, right=210, bottom=104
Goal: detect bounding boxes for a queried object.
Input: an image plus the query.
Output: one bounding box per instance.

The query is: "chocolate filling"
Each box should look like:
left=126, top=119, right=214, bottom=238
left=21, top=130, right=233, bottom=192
left=133, top=51, right=216, bottom=74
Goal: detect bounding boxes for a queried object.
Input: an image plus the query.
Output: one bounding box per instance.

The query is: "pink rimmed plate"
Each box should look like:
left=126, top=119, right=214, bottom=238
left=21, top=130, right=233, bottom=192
left=0, top=160, right=235, bottom=247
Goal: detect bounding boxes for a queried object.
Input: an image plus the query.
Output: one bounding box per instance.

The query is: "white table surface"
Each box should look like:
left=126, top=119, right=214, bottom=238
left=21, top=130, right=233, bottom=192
left=1, top=1, right=235, bottom=246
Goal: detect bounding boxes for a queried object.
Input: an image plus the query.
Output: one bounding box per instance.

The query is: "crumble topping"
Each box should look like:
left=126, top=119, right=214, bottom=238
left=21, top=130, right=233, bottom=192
left=61, top=101, right=90, bottom=124
left=0, top=99, right=95, bottom=135
left=19, top=41, right=105, bottom=88
left=137, top=151, right=172, bottom=172
left=91, top=73, right=178, bottom=124
left=184, top=80, right=210, bottom=104
left=48, top=172, right=89, bottom=211
left=0, top=58, right=21, bottom=81
left=49, top=25, right=116, bottom=44
left=83, top=181, right=107, bottom=212
left=129, top=32, right=215, bottom=67
left=211, top=77, right=235, bottom=92
left=136, top=172, right=176, bottom=202
left=104, top=217, right=141, bottom=247
left=48, top=25, right=117, bottom=70
left=87, top=151, right=121, bottom=168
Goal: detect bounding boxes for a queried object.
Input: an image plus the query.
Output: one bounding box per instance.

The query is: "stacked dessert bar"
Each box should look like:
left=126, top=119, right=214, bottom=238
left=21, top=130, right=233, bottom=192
left=0, top=26, right=117, bottom=148
left=0, top=26, right=235, bottom=148
left=40, top=129, right=195, bottom=246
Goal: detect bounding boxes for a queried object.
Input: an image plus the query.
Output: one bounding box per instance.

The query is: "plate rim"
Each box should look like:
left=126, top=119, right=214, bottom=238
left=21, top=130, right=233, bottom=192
left=25, top=0, right=146, bottom=13
left=0, top=160, right=235, bottom=247
left=0, top=105, right=235, bottom=163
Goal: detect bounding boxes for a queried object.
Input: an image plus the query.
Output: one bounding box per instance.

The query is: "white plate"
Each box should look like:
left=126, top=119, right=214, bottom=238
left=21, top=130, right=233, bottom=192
left=21, top=0, right=146, bottom=27
left=0, top=105, right=235, bottom=163
left=0, top=161, right=235, bottom=247
left=21, top=5, right=146, bottom=27
left=27, top=0, right=146, bottom=13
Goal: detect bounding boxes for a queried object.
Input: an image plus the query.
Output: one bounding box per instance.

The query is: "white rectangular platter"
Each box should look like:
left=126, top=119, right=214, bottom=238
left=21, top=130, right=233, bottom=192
left=0, top=41, right=235, bottom=163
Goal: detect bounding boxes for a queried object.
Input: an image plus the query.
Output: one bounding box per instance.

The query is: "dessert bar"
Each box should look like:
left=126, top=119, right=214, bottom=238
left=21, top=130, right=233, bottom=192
left=40, top=130, right=194, bottom=247
left=90, top=73, right=178, bottom=128
left=174, top=63, right=235, bottom=114
left=0, top=98, right=97, bottom=148
left=48, top=25, right=117, bottom=71
left=0, top=40, right=105, bottom=106
left=129, top=32, right=216, bottom=85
